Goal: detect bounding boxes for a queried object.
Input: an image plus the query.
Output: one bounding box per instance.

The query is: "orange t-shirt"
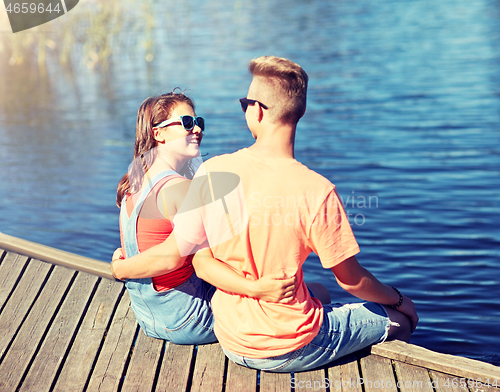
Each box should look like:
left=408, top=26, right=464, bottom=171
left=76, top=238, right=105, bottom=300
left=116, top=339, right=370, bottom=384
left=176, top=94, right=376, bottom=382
left=173, top=148, right=360, bottom=358
left=120, top=176, right=194, bottom=291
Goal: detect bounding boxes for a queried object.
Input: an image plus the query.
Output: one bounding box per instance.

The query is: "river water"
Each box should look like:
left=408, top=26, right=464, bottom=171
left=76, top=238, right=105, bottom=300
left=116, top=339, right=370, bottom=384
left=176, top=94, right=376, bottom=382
left=1, top=0, right=499, bottom=366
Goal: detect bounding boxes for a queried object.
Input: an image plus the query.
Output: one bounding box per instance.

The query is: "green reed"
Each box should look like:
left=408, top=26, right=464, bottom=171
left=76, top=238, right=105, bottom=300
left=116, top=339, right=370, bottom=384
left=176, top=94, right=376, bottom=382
left=0, top=0, right=158, bottom=70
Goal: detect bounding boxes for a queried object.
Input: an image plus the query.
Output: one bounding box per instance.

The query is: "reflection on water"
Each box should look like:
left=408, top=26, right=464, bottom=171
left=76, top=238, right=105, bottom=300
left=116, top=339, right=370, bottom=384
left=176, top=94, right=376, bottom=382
left=1, top=0, right=500, bottom=366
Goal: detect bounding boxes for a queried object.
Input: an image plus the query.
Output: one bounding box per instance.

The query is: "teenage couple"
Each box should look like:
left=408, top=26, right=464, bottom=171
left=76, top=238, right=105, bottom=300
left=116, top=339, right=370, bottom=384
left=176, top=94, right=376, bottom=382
left=111, top=56, right=418, bottom=373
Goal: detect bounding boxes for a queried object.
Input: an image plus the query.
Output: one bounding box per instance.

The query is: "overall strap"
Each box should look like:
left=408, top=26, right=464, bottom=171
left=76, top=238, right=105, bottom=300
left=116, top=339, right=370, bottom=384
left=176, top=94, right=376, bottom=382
left=120, top=170, right=180, bottom=258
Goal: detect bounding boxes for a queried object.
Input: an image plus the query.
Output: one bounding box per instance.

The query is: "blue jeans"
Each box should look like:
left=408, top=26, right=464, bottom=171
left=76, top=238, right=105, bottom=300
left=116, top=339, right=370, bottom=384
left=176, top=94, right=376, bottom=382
left=222, top=302, right=390, bottom=372
left=126, top=273, right=217, bottom=344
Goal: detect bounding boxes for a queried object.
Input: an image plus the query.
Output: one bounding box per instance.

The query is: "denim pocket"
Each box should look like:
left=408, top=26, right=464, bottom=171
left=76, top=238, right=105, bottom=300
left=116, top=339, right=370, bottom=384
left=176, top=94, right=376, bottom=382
left=164, top=314, right=195, bottom=333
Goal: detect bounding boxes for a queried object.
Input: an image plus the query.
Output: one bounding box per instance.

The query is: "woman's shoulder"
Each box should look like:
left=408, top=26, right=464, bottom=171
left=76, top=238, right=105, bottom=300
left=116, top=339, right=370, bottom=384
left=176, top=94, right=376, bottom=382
left=155, top=175, right=192, bottom=218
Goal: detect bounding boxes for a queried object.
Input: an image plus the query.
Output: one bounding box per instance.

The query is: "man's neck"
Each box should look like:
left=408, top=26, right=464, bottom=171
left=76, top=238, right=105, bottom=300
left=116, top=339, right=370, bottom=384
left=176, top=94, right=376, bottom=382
left=248, top=123, right=296, bottom=159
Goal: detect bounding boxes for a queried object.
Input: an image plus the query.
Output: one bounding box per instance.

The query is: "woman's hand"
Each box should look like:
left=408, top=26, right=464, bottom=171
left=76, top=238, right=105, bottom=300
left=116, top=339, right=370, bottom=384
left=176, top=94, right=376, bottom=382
left=251, top=273, right=298, bottom=303
left=111, top=247, right=125, bottom=280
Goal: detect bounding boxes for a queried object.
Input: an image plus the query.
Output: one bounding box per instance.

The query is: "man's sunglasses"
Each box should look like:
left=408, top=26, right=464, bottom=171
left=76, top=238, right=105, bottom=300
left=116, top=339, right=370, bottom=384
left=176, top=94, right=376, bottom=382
left=239, top=98, right=269, bottom=112
left=154, top=115, right=205, bottom=132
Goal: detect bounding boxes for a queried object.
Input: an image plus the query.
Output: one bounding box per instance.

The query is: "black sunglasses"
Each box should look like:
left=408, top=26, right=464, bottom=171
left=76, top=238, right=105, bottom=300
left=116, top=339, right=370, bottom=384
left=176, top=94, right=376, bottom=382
left=239, top=98, right=269, bottom=112
left=154, top=115, right=205, bottom=132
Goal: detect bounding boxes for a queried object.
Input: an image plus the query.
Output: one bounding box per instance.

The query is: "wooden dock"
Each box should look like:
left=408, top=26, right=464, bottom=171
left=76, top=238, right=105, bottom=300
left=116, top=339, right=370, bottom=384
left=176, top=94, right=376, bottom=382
left=0, top=232, right=499, bottom=392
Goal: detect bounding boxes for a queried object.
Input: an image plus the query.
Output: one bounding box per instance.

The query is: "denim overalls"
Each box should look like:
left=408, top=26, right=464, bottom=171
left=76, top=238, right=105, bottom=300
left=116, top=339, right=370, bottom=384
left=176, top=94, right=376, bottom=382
left=120, top=170, right=217, bottom=344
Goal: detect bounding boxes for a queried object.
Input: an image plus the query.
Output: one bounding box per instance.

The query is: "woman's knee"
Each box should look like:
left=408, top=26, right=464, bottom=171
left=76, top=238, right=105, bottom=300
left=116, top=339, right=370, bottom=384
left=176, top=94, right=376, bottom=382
left=383, top=306, right=411, bottom=342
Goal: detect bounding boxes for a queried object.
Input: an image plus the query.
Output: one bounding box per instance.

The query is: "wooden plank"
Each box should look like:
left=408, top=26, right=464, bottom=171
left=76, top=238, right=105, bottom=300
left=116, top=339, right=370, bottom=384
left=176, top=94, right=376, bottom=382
left=327, top=353, right=363, bottom=392
left=121, top=330, right=164, bottom=392
left=190, top=343, right=226, bottom=392
left=225, top=359, right=258, bottom=392
left=19, top=272, right=100, bottom=392
left=0, top=258, right=52, bottom=359
left=0, top=265, right=76, bottom=391
left=0, top=232, right=114, bottom=280
left=372, top=340, right=500, bottom=381
left=294, top=368, right=327, bottom=391
left=260, top=371, right=291, bottom=392
left=52, top=279, right=124, bottom=392
left=431, top=370, right=499, bottom=392
left=359, top=354, right=398, bottom=392
left=393, top=361, right=433, bottom=392
left=468, top=380, right=499, bottom=392
left=87, top=291, right=138, bottom=392
left=0, top=251, right=29, bottom=309
left=156, top=343, right=195, bottom=392
left=430, top=370, right=469, bottom=392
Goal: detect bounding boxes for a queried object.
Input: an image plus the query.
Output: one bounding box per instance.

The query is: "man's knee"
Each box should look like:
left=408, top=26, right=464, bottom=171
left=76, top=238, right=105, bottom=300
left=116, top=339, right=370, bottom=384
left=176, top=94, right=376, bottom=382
left=384, top=306, right=411, bottom=342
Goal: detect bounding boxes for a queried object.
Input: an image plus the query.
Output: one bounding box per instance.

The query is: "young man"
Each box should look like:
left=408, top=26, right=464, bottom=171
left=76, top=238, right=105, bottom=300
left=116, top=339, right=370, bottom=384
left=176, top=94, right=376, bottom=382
left=113, top=56, right=418, bottom=372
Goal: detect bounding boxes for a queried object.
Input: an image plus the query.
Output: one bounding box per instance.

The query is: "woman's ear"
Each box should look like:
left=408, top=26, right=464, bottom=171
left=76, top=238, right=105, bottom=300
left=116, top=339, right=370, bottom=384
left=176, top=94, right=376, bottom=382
left=153, top=127, right=165, bottom=143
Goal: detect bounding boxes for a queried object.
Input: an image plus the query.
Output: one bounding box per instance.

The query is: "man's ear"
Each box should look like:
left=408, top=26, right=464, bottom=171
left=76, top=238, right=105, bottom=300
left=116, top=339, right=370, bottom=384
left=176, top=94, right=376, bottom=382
left=257, top=104, right=265, bottom=122
left=298, top=105, right=306, bottom=120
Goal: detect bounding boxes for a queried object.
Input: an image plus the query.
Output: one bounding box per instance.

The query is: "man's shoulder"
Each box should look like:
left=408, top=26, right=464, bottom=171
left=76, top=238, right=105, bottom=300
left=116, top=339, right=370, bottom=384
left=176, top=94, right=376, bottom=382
left=202, top=151, right=336, bottom=193
left=204, top=149, right=246, bottom=165
left=293, top=161, right=336, bottom=190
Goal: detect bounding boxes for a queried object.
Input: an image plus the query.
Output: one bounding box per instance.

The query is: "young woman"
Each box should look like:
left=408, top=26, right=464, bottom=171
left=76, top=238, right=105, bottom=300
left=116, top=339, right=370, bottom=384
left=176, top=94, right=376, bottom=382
left=113, top=91, right=296, bottom=344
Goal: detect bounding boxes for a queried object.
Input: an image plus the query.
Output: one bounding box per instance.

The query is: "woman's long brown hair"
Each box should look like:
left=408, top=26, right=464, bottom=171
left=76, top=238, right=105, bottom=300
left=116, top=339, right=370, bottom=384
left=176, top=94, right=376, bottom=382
left=116, top=91, right=195, bottom=208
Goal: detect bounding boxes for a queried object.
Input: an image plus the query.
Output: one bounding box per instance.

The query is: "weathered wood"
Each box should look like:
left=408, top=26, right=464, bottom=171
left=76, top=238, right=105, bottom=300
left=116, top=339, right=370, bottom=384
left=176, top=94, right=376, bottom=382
left=156, top=343, right=195, bottom=392
left=372, top=340, right=500, bottom=381
left=1, top=240, right=500, bottom=392
left=468, top=379, right=499, bottom=392
left=52, top=279, right=124, bottom=392
left=430, top=370, right=469, bottom=392
left=190, top=342, right=226, bottom=392
left=393, top=361, right=433, bottom=392
left=0, top=265, right=76, bottom=391
left=328, top=353, right=363, bottom=392
left=0, top=232, right=114, bottom=280
left=121, top=330, right=164, bottom=392
left=87, top=291, right=138, bottom=392
left=19, top=272, right=100, bottom=392
left=0, top=251, right=29, bottom=309
left=294, top=368, right=327, bottom=391
left=260, top=371, right=291, bottom=392
left=359, top=354, right=398, bottom=392
left=0, top=258, right=51, bottom=359
left=225, top=360, right=258, bottom=392
left=430, top=369, right=499, bottom=392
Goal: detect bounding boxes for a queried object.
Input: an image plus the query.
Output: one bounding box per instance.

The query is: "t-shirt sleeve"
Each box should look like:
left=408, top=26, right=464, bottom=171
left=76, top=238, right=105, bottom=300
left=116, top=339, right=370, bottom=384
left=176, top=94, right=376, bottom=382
left=309, top=188, right=360, bottom=268
left=171, top=169, right=211, bottom=256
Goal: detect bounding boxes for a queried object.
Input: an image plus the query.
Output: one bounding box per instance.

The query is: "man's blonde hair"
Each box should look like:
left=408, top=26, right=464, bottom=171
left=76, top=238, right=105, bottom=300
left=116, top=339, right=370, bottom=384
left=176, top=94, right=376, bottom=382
left=248, top=56, right=308, bottom=125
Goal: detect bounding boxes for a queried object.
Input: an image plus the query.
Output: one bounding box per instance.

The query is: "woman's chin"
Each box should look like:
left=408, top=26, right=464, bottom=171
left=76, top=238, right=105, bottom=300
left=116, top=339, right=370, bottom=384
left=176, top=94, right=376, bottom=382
left=187, top=145, right=200, bottom=158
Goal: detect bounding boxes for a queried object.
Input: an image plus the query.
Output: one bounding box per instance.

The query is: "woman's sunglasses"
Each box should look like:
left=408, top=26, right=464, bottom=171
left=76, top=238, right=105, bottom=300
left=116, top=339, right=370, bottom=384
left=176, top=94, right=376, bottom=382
left=239, top=98, right=269, bottom=112
left=154, top=116, right=205, bottom=132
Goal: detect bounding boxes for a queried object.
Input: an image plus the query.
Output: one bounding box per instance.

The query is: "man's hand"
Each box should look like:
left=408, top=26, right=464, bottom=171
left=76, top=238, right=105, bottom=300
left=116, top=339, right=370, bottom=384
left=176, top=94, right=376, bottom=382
left=397, top=295, right=419, bottom=333
left=112, top=247, right=123, bottom=261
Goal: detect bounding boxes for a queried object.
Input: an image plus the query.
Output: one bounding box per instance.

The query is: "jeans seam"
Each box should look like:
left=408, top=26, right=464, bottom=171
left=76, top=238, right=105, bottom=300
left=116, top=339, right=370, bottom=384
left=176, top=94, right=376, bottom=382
left=243, top=346, right=304, bottom=372
left=134, top=282, right=157, bottom=336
